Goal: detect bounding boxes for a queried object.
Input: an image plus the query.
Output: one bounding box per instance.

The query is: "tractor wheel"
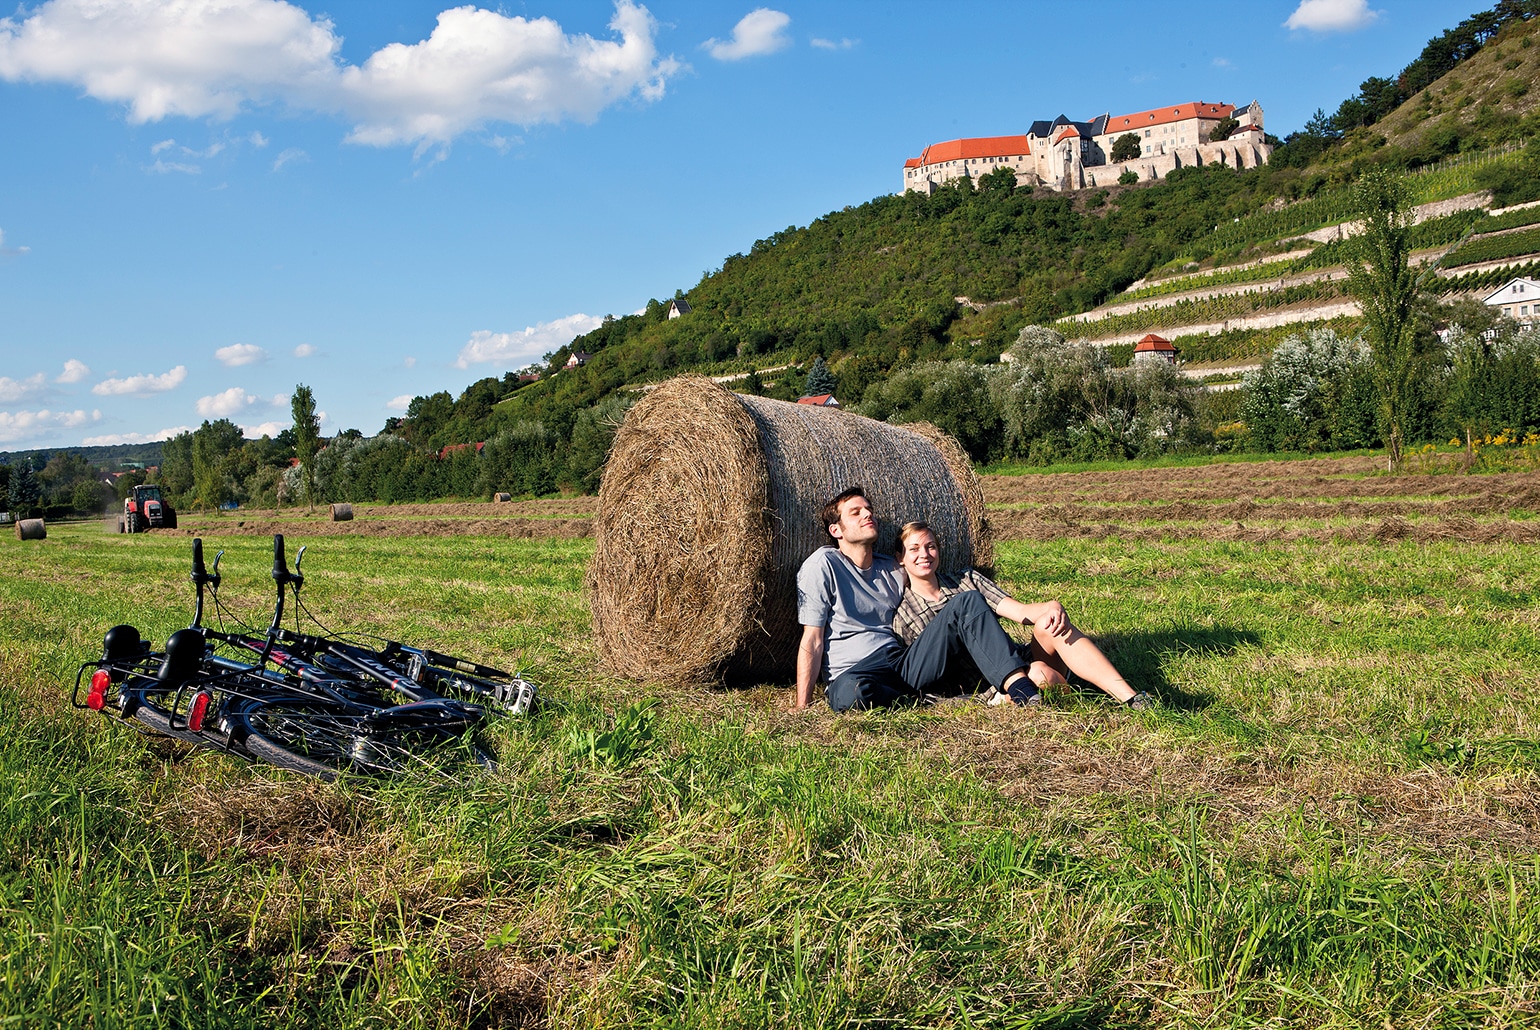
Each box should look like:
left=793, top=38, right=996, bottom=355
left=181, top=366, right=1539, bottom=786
left=164, top=508, right=177, bottom=530
left=126, top=512, right=142, bottom=534
left=117, top=517, right=125, bottom=534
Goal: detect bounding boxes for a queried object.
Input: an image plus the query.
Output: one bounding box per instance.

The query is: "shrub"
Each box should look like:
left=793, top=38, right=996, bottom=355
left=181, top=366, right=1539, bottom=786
left=858, top=360, right=1003, bottom=462
left=1241, top=328, right=1379, bottom=452
left=991, top=328, right=1203, bottom=463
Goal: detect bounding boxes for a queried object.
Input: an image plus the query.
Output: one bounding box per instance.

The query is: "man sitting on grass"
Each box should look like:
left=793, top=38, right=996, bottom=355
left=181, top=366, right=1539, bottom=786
left=794, top=485, right=1038, bottom=711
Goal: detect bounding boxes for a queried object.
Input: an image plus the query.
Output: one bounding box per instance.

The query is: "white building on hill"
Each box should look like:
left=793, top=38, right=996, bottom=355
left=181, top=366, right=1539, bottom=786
left=903, top=100, right=1271, bottom=194
left=1484, top=277, right=1540, bottom=327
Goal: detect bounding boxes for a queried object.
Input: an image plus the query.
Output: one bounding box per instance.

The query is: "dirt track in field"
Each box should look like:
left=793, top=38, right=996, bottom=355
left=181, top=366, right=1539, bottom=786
left=160, top=456, right=1540, bottom=545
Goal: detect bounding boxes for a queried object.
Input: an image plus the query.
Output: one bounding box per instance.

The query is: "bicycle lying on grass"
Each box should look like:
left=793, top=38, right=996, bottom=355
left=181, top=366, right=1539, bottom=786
left=72, top=534, right=536, bottom=781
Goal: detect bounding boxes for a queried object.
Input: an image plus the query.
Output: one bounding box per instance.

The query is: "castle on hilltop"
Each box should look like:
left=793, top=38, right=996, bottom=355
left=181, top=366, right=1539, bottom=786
left=902, top=100, right=1271, bottom=194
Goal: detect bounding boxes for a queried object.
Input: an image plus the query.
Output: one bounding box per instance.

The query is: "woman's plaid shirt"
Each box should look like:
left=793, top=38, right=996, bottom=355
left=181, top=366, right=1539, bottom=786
left=891, top=568, right=1010, bottom=647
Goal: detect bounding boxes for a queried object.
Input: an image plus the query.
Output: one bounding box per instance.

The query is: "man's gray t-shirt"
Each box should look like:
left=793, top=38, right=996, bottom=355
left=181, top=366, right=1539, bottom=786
left=796, top=547, right=905, bottom=681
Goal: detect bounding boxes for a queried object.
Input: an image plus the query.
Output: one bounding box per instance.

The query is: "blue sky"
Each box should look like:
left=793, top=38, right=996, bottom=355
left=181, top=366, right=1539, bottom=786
left=0, top=0, right=1481, bottom=449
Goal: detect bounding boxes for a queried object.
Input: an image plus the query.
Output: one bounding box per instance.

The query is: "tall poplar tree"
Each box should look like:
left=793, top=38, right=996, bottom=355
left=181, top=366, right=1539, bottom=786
left=1345, top=169, right=1422, bottom=470
left=291, top=384, right=321, bottom=506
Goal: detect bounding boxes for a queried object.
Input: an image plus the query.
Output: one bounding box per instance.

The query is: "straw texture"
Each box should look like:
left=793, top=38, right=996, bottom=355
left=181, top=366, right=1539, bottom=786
left=587, top=375, right=989, bottom=685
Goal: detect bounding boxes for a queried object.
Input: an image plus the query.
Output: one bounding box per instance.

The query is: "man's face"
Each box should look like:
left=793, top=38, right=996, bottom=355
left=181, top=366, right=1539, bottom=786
left=830, top=495, right=877, bottom=544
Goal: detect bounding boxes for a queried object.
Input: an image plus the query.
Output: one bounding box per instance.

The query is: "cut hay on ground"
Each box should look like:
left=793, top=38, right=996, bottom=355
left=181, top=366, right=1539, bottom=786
left=587, top=375, right=989, bottom=685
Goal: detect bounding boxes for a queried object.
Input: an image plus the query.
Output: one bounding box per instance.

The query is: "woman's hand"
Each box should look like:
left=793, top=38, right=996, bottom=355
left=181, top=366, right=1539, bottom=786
left=1024, top=600, right=1070, bottom=639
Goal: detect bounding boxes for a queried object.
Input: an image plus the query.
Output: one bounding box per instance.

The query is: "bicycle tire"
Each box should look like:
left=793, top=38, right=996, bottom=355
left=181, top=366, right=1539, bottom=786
left=124, top=685, right=225, bottom=750
left=228, top=697, right=495, bottom=780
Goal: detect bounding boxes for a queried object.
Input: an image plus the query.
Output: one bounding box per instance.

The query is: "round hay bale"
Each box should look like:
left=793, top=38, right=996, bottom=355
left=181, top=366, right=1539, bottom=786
left=330, top=503, right=354, bottom=522
left=493, top=492, right=512, bottom=503
left=587, top=375, right=989, bottom=685
left=15, top=518, right=46, bottom=541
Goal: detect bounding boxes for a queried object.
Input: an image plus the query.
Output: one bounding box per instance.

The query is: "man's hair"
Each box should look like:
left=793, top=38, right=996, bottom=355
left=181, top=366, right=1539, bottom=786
left=820, top=486, right=869, bottom=540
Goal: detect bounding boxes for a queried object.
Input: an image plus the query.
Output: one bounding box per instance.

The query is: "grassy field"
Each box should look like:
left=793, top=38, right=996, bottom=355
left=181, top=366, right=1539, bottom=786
left=4, top=469, right=1540, bottom=1028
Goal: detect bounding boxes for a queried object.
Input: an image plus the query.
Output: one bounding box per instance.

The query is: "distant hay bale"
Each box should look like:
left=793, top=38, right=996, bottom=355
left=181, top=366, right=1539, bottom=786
left=15, top=518, right=46, bottom=541
left=330, top=503, right=353, bottom=522
left=587, top=375, right=989, bottom=685
left=493, top=492, right=512, bottom=503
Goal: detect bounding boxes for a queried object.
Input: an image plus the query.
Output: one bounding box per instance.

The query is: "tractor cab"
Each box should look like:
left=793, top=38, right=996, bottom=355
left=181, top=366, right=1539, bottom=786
left=122, top=482, right=176, bottom=532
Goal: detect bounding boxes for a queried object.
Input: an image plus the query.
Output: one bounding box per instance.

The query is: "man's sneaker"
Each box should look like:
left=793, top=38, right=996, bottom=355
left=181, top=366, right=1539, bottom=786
left=1124, top=691, right=1157, bottom=712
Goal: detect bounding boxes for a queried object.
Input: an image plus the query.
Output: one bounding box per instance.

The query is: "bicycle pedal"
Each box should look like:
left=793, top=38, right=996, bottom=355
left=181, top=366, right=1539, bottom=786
left=508, top=679, right=537, bottom=716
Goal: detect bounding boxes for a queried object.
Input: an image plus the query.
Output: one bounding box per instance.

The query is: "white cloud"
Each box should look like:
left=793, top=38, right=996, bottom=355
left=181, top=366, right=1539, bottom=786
left=57, top=359, right=91, bottom=383
left=455, top=312, right=603, bottom=369
left=0, top=408, right=98, bottom=443
left=1212, top=56, right=1232, bottom=68
left=386, top=394, right=413, bottom=411
left=810, top=37, right=856, bottom=51
left=0, top=0, right=680, bottom=148
left=248, top=130, right=267, bottom=147
left=149, top=159, right=201, bottom=174
left=292, top=342, right=315, bottom=357
left=82, top=424, right=193, bottom=445
left=92, top=365, right=188, bottom=396
left=272, top=146, right=306, bottom=171
left=214, top=342, right=267, bottom=366
left=705, top=8, right=790, bottom=61
left=403, top=356, right=416, bottom=368
left=241, top=419, right=286, bottom=437
left=1284, top=0, right=1380, bottom=32
left=196, top=386, right=258, bottom=417
left=0, top=373, right=46, bottom=403
left=0, top=227, right=30, bottom=255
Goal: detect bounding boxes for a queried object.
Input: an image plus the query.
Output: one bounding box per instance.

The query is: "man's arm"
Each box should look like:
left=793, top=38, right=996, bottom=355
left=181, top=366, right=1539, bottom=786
left=795, top=624, right=825, bottom=709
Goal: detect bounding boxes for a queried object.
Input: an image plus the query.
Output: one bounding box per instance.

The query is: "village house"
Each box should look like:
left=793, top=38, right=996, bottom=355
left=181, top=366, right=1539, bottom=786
left=903, top=100, right=1270, bottom=194
left=667, top=299, right=691, bottom=319
left=797, top=394, right=840, bottom=407
left=1483, top=277, right=1540, bottom=328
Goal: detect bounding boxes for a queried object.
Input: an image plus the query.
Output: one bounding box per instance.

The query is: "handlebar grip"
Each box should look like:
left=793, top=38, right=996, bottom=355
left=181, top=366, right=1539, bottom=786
left=191, top=538, right=206, bottom=578
left=272, top=534, right=287, bottom=581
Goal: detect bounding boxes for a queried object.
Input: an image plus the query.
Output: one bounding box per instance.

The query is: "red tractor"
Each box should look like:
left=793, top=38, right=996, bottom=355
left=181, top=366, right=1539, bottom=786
left=119, top=483, right=178, bottom=533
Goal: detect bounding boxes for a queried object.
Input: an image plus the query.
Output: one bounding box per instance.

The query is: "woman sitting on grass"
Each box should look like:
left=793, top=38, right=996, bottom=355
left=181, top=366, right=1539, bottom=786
left=892, top=520, right=1154, bottom=710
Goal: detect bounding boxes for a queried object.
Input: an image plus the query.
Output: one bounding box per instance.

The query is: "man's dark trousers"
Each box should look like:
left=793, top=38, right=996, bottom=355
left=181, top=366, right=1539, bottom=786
left=825, top=591, right=1025, bottom=711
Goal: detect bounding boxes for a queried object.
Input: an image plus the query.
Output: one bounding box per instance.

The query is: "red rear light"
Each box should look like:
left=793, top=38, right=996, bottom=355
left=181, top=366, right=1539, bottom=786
left=186, top=691, right=211, bottom=732
left=87, top=669, right=110, bottom=710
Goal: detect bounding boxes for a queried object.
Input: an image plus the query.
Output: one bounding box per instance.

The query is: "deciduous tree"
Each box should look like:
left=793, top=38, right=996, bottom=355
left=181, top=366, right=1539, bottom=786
left=1110, top=133, right=1141, bottom=162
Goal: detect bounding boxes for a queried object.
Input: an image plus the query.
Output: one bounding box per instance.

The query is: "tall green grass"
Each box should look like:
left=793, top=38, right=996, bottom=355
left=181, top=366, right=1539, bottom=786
left=3, top=520, right=1540, bottom=1026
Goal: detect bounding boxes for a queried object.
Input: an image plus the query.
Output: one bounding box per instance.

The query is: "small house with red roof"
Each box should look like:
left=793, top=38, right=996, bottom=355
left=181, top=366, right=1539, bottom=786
left=797, top=394, right=840, bottom=407
left=1132, top=334, right=1177, bottom=365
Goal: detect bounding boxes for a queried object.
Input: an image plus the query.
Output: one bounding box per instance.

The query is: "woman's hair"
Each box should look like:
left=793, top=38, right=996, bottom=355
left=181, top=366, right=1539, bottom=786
left=896, top=520, right=934, bottom=554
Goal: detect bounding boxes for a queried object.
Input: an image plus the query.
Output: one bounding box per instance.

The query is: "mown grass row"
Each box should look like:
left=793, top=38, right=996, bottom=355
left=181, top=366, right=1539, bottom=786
left=3, top=520, right=1540, bottom=1027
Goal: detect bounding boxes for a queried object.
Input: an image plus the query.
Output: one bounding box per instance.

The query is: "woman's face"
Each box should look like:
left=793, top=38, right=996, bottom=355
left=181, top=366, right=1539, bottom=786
left=900, top=530, right=940, bottom=580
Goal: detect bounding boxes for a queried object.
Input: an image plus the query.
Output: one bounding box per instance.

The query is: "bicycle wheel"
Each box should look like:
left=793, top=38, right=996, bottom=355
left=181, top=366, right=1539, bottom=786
left=122, top=681, right=226, bottom=750
left=227, top=696, right=494, bottom=781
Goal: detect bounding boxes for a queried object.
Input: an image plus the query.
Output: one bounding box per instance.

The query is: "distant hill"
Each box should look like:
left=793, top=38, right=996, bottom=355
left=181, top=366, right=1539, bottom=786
left=1, top=441, right=163, bottom=469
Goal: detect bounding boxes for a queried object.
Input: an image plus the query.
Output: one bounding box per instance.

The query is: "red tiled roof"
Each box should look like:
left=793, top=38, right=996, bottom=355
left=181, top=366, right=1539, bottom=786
left=1053, top=125, right=1081, bottom=142
left=1106, top=102, right=1234, bottom=133
left=1135, top=333, right=1175, bottom=351
left=904, top=157, right=921, bottom=168
left=797, top=394, right=837, bottom=406
left=913, top=135, right=1031, bottom=167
